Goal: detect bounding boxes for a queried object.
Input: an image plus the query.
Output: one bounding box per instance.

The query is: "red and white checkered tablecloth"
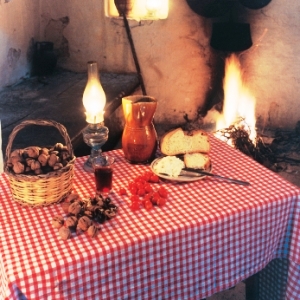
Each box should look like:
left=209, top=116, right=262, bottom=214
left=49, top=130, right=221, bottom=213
left=1, top=135, right=300, bottom=300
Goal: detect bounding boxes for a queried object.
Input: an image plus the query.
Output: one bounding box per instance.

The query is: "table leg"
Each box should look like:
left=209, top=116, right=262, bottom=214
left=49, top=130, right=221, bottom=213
left=245, top=273, right=259, bottom=300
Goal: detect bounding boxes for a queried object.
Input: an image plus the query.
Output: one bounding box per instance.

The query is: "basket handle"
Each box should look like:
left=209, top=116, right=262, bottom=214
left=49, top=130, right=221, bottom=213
left=5, top=119, right=74, bottom=160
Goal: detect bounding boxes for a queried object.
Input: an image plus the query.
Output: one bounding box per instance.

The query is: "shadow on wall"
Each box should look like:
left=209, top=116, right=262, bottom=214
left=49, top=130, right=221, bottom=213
left=7, top=48, right=21, bottom=69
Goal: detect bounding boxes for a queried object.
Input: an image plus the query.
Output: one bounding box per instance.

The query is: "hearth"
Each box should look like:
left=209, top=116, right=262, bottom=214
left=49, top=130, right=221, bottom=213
left=216, top=120, right=300, bottom=172
left=164, top=46, right=300, bottom=188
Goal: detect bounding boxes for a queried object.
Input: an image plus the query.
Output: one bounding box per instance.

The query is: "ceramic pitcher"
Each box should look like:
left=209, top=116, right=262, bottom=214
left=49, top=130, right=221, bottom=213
left=122, top=95, right=158, bottom=164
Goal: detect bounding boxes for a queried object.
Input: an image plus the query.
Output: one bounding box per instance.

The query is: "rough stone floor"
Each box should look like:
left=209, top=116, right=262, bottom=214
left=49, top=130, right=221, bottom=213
left=208, top=283, right=245, bottom=300
left=0, top=69, right=140, bottom=155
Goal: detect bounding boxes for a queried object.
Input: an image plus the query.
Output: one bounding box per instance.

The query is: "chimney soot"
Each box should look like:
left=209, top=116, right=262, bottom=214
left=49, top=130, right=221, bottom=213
left=186, top=0, right=272, bottom=52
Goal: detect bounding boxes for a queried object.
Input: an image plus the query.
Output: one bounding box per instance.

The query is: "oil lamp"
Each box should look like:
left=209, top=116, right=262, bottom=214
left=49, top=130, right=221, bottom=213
left=82, top=61, right=109, bottom=172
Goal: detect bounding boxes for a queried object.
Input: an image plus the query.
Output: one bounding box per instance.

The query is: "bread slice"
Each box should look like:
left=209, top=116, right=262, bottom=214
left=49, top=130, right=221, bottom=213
left=160, top=128, right=210, bottom=156
left=184, top=153, right=211, bottom=170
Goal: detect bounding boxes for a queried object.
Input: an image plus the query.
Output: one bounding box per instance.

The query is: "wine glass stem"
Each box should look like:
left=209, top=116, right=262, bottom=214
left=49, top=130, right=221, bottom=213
left=91, top=148, right=102, bottom=158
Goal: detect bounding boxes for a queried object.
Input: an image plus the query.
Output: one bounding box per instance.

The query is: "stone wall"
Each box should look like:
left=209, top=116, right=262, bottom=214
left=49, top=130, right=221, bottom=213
left=0, top=0, right=300, bottom=130
left=0, top=0, right=39, bottom=87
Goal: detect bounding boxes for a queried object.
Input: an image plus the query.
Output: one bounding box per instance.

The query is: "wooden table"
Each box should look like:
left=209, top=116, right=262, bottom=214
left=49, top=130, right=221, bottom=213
left=1, top=135, right=300, bottom=299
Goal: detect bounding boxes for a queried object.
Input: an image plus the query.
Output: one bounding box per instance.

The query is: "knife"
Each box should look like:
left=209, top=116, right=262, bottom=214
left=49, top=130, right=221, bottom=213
left=182, top=168, right=250, bottom=186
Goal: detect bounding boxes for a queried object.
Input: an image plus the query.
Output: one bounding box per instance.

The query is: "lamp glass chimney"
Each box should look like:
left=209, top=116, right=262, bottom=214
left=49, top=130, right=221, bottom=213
left=83, top=61, right=106, bottom=124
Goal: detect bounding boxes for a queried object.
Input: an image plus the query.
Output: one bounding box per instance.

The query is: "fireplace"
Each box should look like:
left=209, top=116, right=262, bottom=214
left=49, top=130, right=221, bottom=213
left=0, top=0, right=299, bottom=133
left=1, top=1, right=300, bottom=147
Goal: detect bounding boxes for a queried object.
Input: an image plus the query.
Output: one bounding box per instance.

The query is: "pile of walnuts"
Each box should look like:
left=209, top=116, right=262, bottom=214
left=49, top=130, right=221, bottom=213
left=52, top=193, right=118, bottom=240
left=6, top=143, right=73, bottom=175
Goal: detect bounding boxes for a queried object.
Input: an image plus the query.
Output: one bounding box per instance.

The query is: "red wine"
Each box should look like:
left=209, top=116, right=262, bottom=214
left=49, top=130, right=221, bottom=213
left=94, top=167, right=113, bottom=193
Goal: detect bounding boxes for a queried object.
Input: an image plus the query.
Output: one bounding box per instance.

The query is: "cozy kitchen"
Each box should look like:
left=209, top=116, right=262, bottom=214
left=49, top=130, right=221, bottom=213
left=1, top=0, right=300, bottom=299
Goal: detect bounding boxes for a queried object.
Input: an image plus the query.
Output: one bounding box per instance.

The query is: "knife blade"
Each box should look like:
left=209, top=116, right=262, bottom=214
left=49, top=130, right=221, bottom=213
left=182, top=168, right=250, bottom=186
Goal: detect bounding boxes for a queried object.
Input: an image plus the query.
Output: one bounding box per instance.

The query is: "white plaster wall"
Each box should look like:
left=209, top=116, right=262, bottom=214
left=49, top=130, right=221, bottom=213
left=0, top=0, right=40, bottom=87
left=37, top=0, right=300, bottom=129
left=39, top=0, right=106, bottom=71
left=38, top=0, right=214, bottom=127
left=240, top=0, right=300, bottom=129
left=0, top=0, right=300, bottom=129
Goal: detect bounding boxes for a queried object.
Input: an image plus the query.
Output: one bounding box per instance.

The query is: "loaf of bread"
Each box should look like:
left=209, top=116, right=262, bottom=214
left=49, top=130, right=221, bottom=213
left=184, top=153, right=211, bottom=170
left=160, top=128, right=210, bottom=156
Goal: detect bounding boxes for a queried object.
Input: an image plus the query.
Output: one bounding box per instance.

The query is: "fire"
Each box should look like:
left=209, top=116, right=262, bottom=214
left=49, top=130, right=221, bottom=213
left=216, top=54, right=256, bottom=142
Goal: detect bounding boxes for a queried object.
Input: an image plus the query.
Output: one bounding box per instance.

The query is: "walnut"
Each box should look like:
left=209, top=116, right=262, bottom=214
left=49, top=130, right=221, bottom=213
left=68, top=202, right=82, bottom=216
left=86, top=204, right=98, bottom=213
left=11, top=149, right=23, bottom=157
left=26, top=147, right=40, bottom=159
left=53, top=163, right=63, bottom=170
left=10, top=154, right=23, bottom=165
left=77, top=216, right=92, bottom=232
left=40, top=148, right=49, bottom=155
left=84, top=210, right=93, bottom=218
left=38, top=153, right=49, bottom=167
left=59, top=226, right=71, bottom=240
left=61, top=201, right=71, bottom=214
left=52, top=215, right=64, bottom=229
left=48, top=153, right=58, bottom=167
left=65, top=216, right=78, bottom=231
left=66, top=193, right=80, bottom=203
left=13, top=162, right=25, bottom=174
left=49, top=150, right=59, bottom=156
left=25, top=158, right=35, bottom=167
left=54, top=143, right=64, bottom=151
left=95, top=194, right=104, bottom=206
left=105, top=208, right=117, bottom=219
left=87, top=224, right=99, bottom=238
left=30, top=160, right=41, bottom=171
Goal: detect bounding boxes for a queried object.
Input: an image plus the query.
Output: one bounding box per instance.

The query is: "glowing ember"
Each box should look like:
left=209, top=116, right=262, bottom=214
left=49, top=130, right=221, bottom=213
left=216, top=54, right=256, bottom=142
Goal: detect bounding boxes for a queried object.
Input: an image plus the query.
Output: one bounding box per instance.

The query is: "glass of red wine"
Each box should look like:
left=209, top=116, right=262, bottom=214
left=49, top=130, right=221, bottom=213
left=92, top=155, right=115, bottom=197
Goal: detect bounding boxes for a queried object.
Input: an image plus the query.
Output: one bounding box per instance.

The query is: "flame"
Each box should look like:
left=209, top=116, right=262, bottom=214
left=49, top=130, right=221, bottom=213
left=216, top=54, right=256, bottom=142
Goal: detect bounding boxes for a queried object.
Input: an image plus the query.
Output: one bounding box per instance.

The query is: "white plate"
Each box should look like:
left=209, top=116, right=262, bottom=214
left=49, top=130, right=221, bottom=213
left=150, top=157, right=212, bottom=182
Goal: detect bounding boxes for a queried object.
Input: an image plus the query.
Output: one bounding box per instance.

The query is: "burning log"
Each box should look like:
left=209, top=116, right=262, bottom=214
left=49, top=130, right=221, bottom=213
left=216, top=120, right=300, bottom=179
left=215, top=119, right=277, bottom=170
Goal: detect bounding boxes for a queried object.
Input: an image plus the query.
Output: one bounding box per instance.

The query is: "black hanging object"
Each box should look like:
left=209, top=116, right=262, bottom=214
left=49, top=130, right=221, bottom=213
left=239, top=0, right=272, bottom=9
left=31, top=42, right=57, bottom=76
left=210, top=22, right=252, bottom=52
left=185, top=0, right=234, bottom=18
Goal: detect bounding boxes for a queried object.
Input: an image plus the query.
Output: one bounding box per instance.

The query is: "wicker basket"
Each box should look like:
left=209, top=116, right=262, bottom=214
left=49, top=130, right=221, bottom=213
left=5, top=119, right=76, bottom=207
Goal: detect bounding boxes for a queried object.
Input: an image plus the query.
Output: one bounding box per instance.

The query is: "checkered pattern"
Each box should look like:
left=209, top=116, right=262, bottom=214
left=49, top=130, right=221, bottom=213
left=1, top=135, right=300, bottom=300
